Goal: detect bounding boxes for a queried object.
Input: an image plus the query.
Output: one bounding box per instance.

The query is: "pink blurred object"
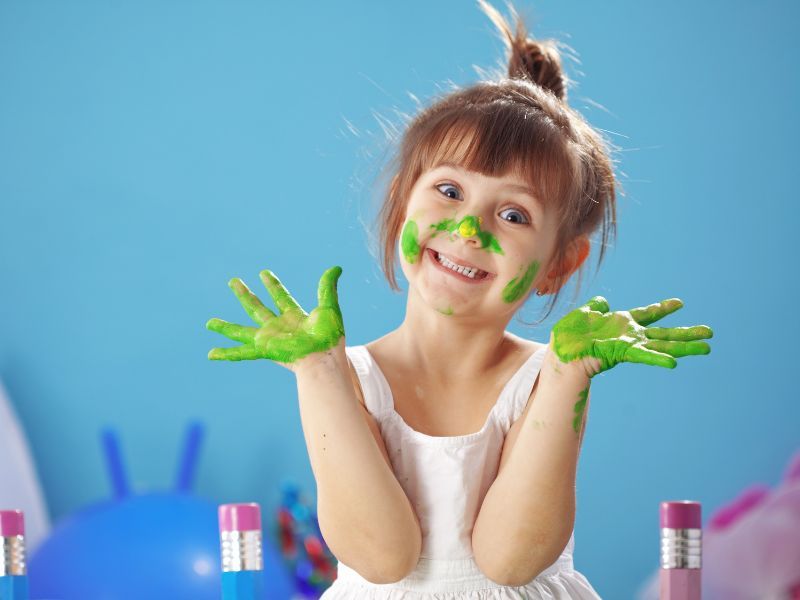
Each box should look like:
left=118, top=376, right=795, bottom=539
left=0, top=509, right=25, bottom=536
left=703, top=449, right=800, bottom=599
left=218, top=503, right=261, bottom=533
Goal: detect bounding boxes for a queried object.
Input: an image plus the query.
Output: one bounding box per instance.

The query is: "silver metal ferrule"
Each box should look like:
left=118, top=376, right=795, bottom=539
left=0, top=535, right=26, bottom=576
left=660, top=527, right=702, bottom=569
left=220, top=530, right=263, bottom=572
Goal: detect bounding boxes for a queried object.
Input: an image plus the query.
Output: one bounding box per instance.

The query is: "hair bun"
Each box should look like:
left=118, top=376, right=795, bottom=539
left=478, top=0, right=569, bottom=102
left=510, top=39, right=567, bottom=101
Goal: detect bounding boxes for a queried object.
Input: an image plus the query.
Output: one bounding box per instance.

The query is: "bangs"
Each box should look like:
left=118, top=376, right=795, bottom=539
left=409, top=103, right=577, bottom=216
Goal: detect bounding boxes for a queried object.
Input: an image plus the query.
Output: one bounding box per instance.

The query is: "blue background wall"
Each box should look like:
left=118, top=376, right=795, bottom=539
left=1, top=1, right=797, bottom=596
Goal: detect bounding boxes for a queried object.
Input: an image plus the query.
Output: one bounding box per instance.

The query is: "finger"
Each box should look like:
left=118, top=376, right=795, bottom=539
left=628, top=298, right=683, bottom=326
left=643, top=339, right=711, bottom=358
left=259, top=270, right=305, bottom=314
left=645, top=325, right=714, bottom=341
left=206, top=318, right=257, bottom=344
left=317, top=266, right=343, bottom=309
left=229, top=278, right=276, bottom=326
left=208, top=345, right=261, bottom=361
left=579, top=296, right=609, bottom=313
left=623, top=344, right=677, bottom=369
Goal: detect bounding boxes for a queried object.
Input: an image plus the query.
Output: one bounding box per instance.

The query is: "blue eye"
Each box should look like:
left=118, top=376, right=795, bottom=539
left=436, top=183, right=462, bottom=200
left=499, top=207, right=530, bottom=225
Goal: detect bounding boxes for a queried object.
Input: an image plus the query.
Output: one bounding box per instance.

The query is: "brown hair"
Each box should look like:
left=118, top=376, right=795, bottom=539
left=375, top=0, right=620, bottom=322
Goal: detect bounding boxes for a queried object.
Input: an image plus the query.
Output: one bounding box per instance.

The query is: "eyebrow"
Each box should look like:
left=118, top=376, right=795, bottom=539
left=433, top=162, right=543, bottom=209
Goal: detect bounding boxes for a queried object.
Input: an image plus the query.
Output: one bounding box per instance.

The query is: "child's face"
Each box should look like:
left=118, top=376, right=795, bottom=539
left=398, top=162, right=557, bottom=319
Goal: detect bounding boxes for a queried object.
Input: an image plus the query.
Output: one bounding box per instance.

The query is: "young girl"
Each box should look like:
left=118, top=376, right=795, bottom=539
left=206, top=1, right=713, bottom=597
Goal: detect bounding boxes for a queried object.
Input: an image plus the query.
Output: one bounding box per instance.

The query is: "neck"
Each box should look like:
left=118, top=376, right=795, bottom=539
left=389, top=285, right=520, bottom=383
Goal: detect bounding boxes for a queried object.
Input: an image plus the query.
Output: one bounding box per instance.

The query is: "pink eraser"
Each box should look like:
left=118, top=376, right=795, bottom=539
left=0, top=509, right=25, bottom=537
left=660, top=500, right=701, bottom=529
left=219, top=503, right=261, bottom=533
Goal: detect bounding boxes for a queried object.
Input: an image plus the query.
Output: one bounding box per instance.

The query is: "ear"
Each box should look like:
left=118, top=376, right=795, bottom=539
left=542, top=235, right=591, bottom=294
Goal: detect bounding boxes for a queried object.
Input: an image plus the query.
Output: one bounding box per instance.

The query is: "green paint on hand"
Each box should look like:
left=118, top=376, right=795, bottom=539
left=401, top=220, right=422, bottom=264
left=502, top=261, right=540, bottom=303
left=552, top=296, right=714, bottom=377
left=437, top=306, right=454, bottom=315
left=429, top=215, right=504, bottom=255
left=206, top=266, right=346, bottom=364
left=573, top=386, right=589, bottom=433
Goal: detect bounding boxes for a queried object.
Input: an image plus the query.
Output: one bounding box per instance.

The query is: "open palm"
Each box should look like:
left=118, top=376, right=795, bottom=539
left=206, top=266, right=345, bottom=365
left=552, top=296, right=713, bottom=376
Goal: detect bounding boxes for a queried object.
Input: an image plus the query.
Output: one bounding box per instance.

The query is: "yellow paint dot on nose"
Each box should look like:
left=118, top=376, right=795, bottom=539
left=458, top=221, right=477, bottom=238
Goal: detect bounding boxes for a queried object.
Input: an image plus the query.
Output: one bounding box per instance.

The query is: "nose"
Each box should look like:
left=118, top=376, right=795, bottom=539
left=456, top=215, right=481, bottom=239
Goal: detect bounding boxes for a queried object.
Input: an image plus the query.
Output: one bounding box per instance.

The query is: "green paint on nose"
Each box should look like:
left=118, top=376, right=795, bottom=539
left=502, top=260, right=540, bottom=303
left=436, top=306, right=454, bottom=316
left=401, top=220, right=421, bottom=263
left=429, top=216, right=504, bottom=255
left=457, top=215, right=480, bottom=238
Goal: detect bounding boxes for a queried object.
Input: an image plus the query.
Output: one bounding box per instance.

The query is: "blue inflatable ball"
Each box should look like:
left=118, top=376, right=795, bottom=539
left=27, top=425, right=295, bottom=599
left=29, top=492, right=218, bottom=599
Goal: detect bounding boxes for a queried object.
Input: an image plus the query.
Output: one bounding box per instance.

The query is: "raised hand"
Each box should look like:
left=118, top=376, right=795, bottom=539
left=552, top=296, right=713, bottom=377
left=206, top=266, right=345, bottom=366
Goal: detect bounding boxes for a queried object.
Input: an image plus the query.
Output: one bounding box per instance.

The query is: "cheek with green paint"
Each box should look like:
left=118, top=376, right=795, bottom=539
left=501, top=260, right=540, bottom=303
left=401, top=219, right=421, bottom=264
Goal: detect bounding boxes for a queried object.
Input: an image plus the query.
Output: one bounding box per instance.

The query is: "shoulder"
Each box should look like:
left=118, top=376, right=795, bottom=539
left=344, top=338, right=388, bottom=408
left=503, top=331, right=547, bottom=359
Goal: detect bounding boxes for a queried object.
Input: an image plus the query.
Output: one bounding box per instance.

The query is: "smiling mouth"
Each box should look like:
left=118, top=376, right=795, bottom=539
left=427, top=248, right=493, bottom=282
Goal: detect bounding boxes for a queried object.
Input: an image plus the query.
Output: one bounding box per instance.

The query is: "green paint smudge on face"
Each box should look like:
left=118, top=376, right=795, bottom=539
left=430, top=217, right=457, bottom=236
left=573, top=386, right=588, bottom=433
left=436, top=306, right=454, bottom=315
left=206, top=266, right=346, bottom=364
left=502, top=260, right=540, bottom=303
left=401, top=220, right=421, bottom=264
left=551, top=296, right=714, bottom=376
left=429, top=215, right=504, bottom=255
left=457, top=215, right=480, bottom=238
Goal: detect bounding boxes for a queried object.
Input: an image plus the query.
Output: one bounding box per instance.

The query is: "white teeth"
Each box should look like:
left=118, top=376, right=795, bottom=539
left=435, top=252, right=483, bottom=279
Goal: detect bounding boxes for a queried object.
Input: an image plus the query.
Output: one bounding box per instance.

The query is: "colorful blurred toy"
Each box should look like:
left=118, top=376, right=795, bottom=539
left=27, top=422, right=294, bottom=600
left=272, top=482, right=338, bottom=598
left=638, top=448, right=800, bottom=600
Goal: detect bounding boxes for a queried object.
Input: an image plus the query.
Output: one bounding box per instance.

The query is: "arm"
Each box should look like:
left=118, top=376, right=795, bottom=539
left=295, top=343, right=422, bottom=584
left=473, top=296, right=713, bottom=586
left=472, top=344, right=591, bottom=586
left=206, top=266, right=422, bottom=583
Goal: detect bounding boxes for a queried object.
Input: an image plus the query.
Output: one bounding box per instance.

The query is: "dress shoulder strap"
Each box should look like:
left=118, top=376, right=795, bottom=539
left=344, top=345, right=393, bottom=418
left=493, top=345, right=550, bottom=431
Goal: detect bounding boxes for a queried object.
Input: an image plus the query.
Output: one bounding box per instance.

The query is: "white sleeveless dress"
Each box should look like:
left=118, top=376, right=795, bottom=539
left=319, top=344, right=602, bottom=599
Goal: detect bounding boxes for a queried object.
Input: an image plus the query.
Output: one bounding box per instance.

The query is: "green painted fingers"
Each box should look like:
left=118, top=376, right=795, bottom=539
left=552, top=296, right=713, bottom=376
left=206, top=266, right=345, bottom=363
